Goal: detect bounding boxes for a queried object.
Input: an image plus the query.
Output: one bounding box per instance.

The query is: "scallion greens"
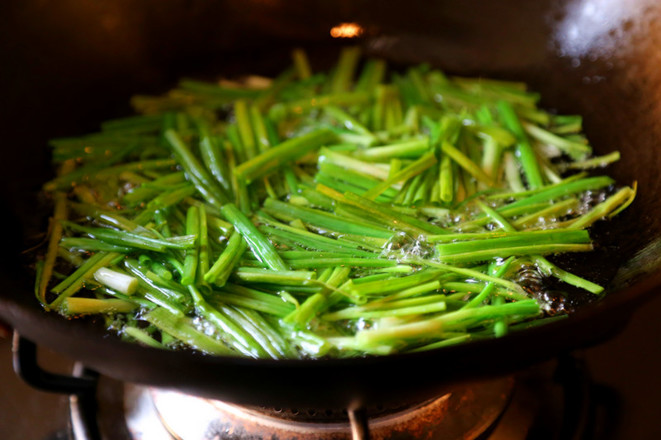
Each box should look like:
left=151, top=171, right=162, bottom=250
left=35, top=47, right=634, bottom=359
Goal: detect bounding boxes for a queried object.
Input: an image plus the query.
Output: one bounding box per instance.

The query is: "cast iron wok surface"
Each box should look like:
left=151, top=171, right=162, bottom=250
left=1, top=0, right=661, bottom=409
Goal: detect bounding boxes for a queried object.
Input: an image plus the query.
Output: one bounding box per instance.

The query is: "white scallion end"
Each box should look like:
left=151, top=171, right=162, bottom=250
left=93, top=267, right=138, bottom=295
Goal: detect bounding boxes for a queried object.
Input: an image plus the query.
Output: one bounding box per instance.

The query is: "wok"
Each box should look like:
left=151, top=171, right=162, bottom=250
left=1, top=0, right=661, bottom=411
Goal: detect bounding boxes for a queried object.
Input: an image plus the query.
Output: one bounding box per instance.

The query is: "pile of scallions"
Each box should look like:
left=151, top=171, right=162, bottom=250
left=35, top=47, right=636, bottom=358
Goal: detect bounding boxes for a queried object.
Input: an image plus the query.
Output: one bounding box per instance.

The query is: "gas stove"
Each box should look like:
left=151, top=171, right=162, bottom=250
left=102, top=376, right=513, bottom=439
left=0, top=341, right=628, bottom=440
left=3, top=291, right=661, bottom=440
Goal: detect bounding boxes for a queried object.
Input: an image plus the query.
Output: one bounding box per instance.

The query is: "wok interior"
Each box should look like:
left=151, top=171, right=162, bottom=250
left=2, top=0, right=661, bottom=409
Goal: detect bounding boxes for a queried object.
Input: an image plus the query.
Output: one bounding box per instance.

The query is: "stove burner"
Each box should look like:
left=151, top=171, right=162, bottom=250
left=122, top=377, right=514, bottom=440
left=9, top=334, right=620, bottom=439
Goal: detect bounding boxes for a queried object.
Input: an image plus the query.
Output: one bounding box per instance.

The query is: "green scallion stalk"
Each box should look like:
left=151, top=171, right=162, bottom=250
left=567, top=186, right=635, bottom=230
left=123, top=171, right=187, bottom=205
left=356, top=138, right=429, bottom=161
left=463, top=257, right=515, bottom=309
left=523, top=122, right=592, bottom=160
left=235, top=129, right=337, bottom=184
left=566, top=151, right=620, bottom=170
left=63, top=297, right=138, bottom=315
left=204, top=231, right=248, bottom=286
left=324, top=294, right=447, bottom=321
left=235, top=100, right=258, bottom=159
left=234, top=267, right=316, bottom=285
left=435, top=231, right=592, bottom=264
left=319, top=148, right=391, bottom=180
left=123, top=260, right=189, bottom=314
left=347, top=269, right=445, bottom=297
left=331, top=46, right=361, bottom=93
left=355, top=300, right=540, bottom=345
left=50, top=252, right=121, bottom=308
left=217, top=284, right=296, bottom=317
left=62, top=221, right=195, bottom=253
left=263, top=198, right=393, bottom=239
left=181, top=206, right=200, bottom=285
left=325, top=106, right=377, bottom=144
left=123, top=326, right=165, bottom=349
left=534, top=256, right=604, bottom=294
left=187, top=285, right=268, bottom=358
left=497, top=176, right=614, bottom=213
left=220, top=203, right=288, bottom=271
left=197, top=121, right=232, bottom=192
left=497, top=100, right=543, bottom=189
left=60, top=238, right=132, bottom=253
left=144, top=307, right=234, bottom=355
left=363, top=151, right=437, bottom=200
left=292, top=48, right=312, bottom=80
left=165, top=128, right=230, bottom=205
left=441, top=142, right=495, bottom=187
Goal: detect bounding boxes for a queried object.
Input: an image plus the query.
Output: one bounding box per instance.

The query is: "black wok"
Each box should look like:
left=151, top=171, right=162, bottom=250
left=1, top=0, right=661, bottom=410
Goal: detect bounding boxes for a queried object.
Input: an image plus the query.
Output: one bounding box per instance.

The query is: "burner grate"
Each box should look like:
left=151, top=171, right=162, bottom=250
left=124, top=377, right=515, bottom=440
left=247, top=400, right=431, bottom=424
